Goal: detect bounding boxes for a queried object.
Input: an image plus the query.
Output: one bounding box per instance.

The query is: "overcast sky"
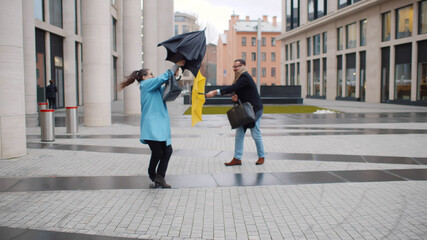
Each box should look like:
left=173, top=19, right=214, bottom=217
left=174, top=0, right=282, bottom=43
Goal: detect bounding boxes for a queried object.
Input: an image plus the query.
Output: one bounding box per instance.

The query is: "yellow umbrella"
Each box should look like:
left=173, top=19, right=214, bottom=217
left=191, top=71, right=206, bottom=127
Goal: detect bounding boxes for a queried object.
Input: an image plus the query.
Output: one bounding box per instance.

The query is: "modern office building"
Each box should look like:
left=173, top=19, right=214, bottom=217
left=279, top=0, right=427, bottom=105
left=217, top=15, right=282, bottom=86
left=0, top=0, right=173, bottom=159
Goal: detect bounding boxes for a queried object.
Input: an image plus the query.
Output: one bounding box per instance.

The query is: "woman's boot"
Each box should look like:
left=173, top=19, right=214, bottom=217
left=154, top=174, right=171, bottom=188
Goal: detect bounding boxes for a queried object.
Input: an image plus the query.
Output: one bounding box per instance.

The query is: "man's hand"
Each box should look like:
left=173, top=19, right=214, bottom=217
left=206, top=90, right=217, bottom=98
left=231, top=94, right=238, bottom=102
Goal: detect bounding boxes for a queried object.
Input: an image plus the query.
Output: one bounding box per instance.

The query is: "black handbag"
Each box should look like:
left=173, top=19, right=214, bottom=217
left=162, top=70, right=182, bottom=102
left=226, top=100, right=255, bottom=129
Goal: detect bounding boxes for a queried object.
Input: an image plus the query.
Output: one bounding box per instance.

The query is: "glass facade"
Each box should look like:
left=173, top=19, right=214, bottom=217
left=337, top=27, right=343, bottom=50
left=112, top=18, right=117, bottom=51
left=313, top=34, right=321, bottom=55
left=322, top=58, right=327, bottom=96
left=286, top=0, right=300, bottom=31
left=418, top=40, right=427, bottom=100
left=360, top=51, right=366, bottom=101
left=36, top=29, right=46, bottom=103
left=290, top=63, right=295, bottom=85
left=322, top=32, right=327, bottom=53
left=396, top=5, right=413, bottom=39
left=313, top=59, right=320, bottom=95
left=307, top=61, right=311, bottom=95
left=49, top=0, right=63, bottom=28
left=34, top=0, right=44, bottom=21
left=360, top=19, right=367, bottom=46
left=395, top=43, right=412, bottom=100
left=337, top=55, right=343, bottom=97
left=346, top=23, right=357, bottom=49
left=382, top=12, right=391, bottom=41
left=307, top=37, right=311, bottom=56
left=420, top=0, right=427, bottom=34
left=346, top=53, right=356, bottom=97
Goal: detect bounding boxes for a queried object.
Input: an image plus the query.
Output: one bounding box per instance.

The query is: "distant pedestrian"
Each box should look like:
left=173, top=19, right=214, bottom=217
left=120, top=60, right=185, bottom=188
left=46, top=80, right=58, bottom=109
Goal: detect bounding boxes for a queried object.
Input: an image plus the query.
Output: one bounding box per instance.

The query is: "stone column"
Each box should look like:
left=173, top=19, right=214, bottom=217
left=123, top=0, right=142, bottom=114
left=22, top=0, right=37, bottom=114
left=143, top=0, right=158, bottom=72
left=63, top=0, right=77, bottom=107
left=157, top=0, right=174, bottom=73
left=0, top=1, right=26, bottom=158
left=81, top=0, right=111, bottom=126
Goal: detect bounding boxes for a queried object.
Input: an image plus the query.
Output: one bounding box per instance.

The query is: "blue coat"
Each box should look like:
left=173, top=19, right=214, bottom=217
left=139, top=70, right=172, bottom=146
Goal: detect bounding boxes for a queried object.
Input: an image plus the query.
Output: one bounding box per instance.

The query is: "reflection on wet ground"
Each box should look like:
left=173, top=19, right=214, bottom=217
left=1, top=169, right=426, bottom=192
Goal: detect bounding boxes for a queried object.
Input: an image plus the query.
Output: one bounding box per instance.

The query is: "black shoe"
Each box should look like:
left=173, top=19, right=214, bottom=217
left=154, top=174, right=171, bottom=188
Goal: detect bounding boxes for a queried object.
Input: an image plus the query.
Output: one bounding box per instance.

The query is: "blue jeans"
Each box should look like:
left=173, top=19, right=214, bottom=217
left=234, top=109, right=264, bottom=160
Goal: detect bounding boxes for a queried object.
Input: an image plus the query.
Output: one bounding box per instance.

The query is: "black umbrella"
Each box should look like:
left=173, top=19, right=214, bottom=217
left=158, top=29, right=206, bottom=76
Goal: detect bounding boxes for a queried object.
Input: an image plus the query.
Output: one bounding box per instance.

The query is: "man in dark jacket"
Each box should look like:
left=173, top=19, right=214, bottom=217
left=206, top=59, right=265, bottom=166
left=46, top=80, right=58, bottom=109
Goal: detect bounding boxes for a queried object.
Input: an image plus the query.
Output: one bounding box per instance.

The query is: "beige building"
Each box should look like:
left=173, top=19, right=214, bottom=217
left=0, top=0, right=174, bottom=159
left=279, top=0, right=427, bottom=105
left=217, top=15, right=282, bottom=86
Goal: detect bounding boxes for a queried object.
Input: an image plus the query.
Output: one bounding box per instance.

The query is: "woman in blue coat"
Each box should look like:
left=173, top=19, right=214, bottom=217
left=121, top=60, right=185, bottom=188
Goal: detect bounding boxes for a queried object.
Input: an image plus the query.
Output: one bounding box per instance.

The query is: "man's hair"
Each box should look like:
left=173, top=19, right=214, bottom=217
left=234, top=59, right=246, bottom=66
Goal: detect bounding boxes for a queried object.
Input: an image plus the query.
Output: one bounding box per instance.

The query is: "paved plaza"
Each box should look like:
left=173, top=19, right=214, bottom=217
left=0, top=98, right=426, bottom=239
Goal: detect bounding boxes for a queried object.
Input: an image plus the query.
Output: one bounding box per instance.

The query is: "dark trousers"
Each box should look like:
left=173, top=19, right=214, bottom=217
left=47, top=97, right=56, bottom=109
left=145, top=140, right=172, bottom=181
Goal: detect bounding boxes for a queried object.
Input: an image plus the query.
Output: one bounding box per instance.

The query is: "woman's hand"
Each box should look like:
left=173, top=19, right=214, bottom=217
left=206, top=90, right=217, bottom=98
left=177, top=60, right=186, bottom=66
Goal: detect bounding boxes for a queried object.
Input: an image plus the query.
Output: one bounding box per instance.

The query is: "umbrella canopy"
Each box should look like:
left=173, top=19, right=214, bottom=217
left=191, top=71, right=206, bottom=127
left=158, top=30, right=206, bottom=76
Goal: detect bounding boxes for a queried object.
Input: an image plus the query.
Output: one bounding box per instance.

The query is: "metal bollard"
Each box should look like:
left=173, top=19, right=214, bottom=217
left=40, top=109, right=55, bottom=142
left=65, top=106, right=78, bottom=134
left=38, top=102, right=48, bottom=126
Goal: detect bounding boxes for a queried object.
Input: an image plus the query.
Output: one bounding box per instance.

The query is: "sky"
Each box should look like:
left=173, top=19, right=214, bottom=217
left=174, top=0, right=282, bottom=43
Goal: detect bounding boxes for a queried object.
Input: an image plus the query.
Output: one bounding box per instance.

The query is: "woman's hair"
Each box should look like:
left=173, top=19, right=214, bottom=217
left=120, top=69, right=149, bottom=89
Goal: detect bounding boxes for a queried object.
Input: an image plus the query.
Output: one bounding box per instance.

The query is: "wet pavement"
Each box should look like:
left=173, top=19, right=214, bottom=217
left=1, top=98, right=427, bottom=239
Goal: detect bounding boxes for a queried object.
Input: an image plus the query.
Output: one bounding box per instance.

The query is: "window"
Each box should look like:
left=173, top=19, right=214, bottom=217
left=271, top=52, right=276, bottom=62
left=49, top=0, right=63, bottom=28
left=242, top=37, right=247, bottom=46
left=360, top=19, right=367, bottom=46
left=346, top=53, right=356, bottom=97
left=112, top=18, right=117, bottom=51
left=272, top=67, right=276, bottom=77
left=322, top=58, right=327, bottom=96
left=290, top=64, right=295, bottom=85
left=251, top=68, right=256, bottom=77
left=290, top=42, right=294, bottom=60
left=271, top=38, right=276, bottom=47
left=346, top=23, right=356, bottom=49
left=286, top=0, right=300, bottom=31
left=313, top=59, right=320, bottom=95
left=174, top=25, right=178, bottom=35
left=307, top=37, right=311, bottom=56
left=242, top=52, right=247, bottom=61
left=395, top=43, right=412, bottom=100
left=286, top=45, right=289, bottom=60
left=382, top=12, right=391, bottom=41
left=360, top=51, right=366, bottom=101
left=396, top=5, right=413, bottom=39
left=251, top=52, right=256, bottom=61
left=251, top=37, right=256, bottom=46
left=34, top=0, right=44, bottom=21
left=420, top=0, right=427, bottom=34
left=182, top=25, right=189, bottom=33
left=338, top=0, right=360, bottom=9
left=262, top=37, right=266, bottom=46
left=308, top=0, right=327, bottom=21
left=313, top=34, right=321, bottom=55
left=337, top=55, right=343, bottom=97
left=297, top=63, right=300, bottom=85
left=262, top=52, right=266, bottom=62
left=262, top=68, right=266, bottom=77
left=286, top=65, right=289, bottom=84
left=337, top=27, right=344, bottom=50
left=297, top=41, right=300, bottom=58
left=307, top=61, right=312, bottom=95
left=322, top=32, right=327, bottom=53
left=418, top=40, right=427, bottom=100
